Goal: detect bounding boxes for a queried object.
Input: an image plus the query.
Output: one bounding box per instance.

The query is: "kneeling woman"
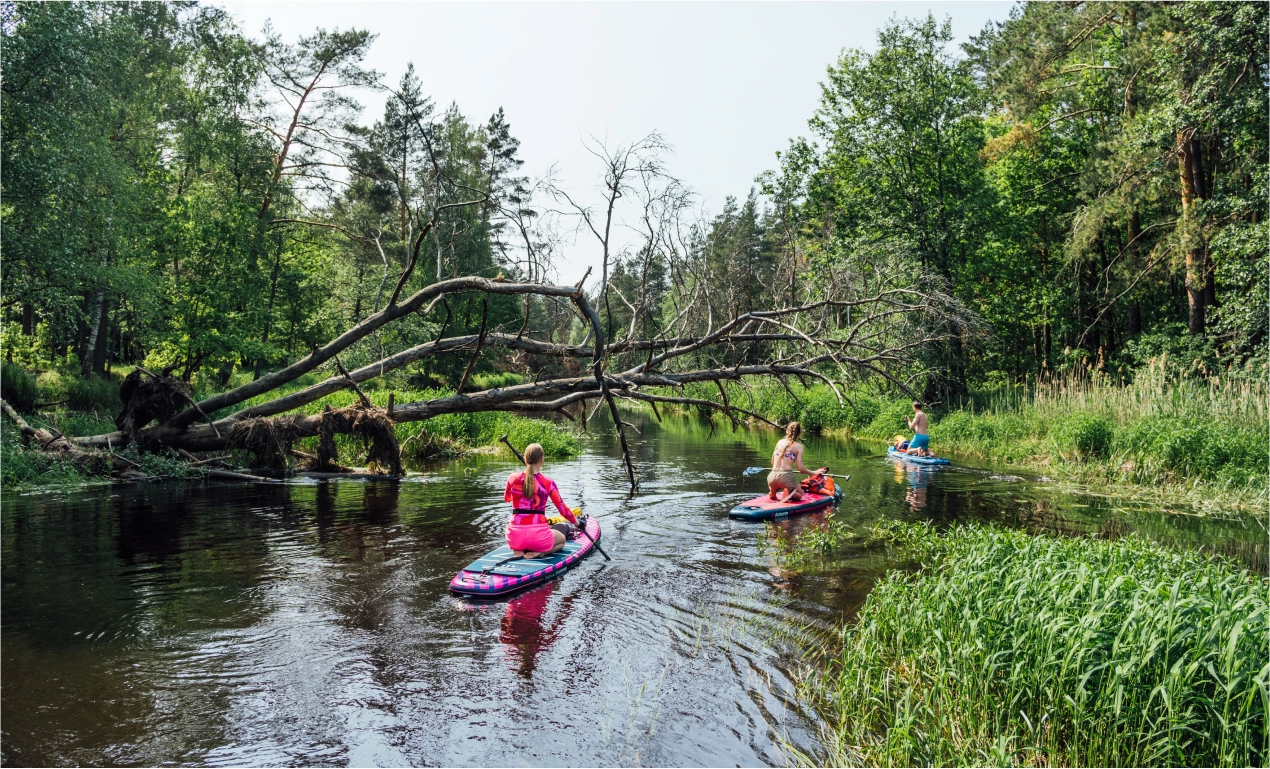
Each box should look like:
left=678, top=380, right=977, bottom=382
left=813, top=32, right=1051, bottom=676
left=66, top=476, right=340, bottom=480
left=768, top=422, right=827, bottom=502
left=504, top=443, right=578, bottom=558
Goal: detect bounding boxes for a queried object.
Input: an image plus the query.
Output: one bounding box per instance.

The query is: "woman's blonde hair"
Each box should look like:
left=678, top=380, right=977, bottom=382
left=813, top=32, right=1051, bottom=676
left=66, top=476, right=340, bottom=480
left=522, top=443, right=545, bottom=502
left=785, top=422, right=801, bottom=442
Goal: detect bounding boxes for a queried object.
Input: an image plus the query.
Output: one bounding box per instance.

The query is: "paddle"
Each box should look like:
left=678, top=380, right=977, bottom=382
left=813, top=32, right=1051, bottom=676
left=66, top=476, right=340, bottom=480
left=742, top=466, right=851, bottom=481
left=499, top=434, right=611, bottom=561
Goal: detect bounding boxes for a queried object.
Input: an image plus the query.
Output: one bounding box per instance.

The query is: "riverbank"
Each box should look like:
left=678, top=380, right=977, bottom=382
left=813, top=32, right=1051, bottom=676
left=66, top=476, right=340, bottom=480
left=672, top=363, right=1267, bottom=516
left=0, top=368, right=578, bottom=489
left=781, top=520, right=1268, bottom=767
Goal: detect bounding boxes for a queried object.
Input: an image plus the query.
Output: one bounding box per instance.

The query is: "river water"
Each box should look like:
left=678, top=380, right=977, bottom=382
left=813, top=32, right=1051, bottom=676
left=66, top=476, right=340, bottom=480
left=2, top=410, right=1263, bottom=766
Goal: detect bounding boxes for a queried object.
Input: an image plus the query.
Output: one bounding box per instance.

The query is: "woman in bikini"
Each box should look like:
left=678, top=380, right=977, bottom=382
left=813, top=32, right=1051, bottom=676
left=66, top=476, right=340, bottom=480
left=504, top=443, right=579, bottom=558
left=768, top=422, right=827, bottom=502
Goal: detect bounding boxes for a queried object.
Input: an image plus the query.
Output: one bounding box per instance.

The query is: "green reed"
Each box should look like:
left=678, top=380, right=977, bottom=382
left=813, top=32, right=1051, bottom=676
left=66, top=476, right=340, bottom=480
left=797, top=521, right=1269, bottom=767
left=667, top=364, right=1268, bottom=513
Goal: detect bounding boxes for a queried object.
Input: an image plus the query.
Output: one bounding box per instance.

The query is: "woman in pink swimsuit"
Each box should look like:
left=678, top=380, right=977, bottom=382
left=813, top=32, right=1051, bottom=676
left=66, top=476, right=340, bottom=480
left=504, top=443, right=578, bottom=558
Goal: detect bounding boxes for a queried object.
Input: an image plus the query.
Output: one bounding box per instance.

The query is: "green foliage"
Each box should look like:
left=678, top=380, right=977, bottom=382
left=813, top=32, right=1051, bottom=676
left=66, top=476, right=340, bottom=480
left=0, top=424, right=88, bottom=487
left=801, top=521, right=1268, bottom=767
left=1115, top=417, right=1265, bottom=487
left=418, top=411, right=579, bottom=459
left=861, top=400, right=913, bottom=440
left=54, top=411, right=118, bottom=439
left=1, top=363, right=38, bottom=413
left=66, top=375, right=122, bottom=413
left=470, top=372, right=525, bottom=390
left=1049, top=412, right=1114, bottom=460
left=35, top=371, right=69, bottom=403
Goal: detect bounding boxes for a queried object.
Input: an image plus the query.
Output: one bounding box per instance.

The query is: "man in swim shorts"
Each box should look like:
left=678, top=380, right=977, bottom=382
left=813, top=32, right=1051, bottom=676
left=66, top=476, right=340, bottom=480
left=906, top=401, right=931, bottom=457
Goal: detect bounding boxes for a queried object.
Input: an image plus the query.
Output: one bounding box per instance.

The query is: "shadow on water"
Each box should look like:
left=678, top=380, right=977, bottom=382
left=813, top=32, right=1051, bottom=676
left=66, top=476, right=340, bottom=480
left=2, top=408, right=1263, bottom=766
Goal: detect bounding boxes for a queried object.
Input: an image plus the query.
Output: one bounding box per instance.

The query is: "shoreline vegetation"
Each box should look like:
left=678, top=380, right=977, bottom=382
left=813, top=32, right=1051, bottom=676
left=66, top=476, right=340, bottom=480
left=663, top=361, right=1268, bottom=518
left=0, top=365, right=578, bottom=490
left=783, top=521, right=1269, bottom=768
left=5, top=358, right=1265, bottom=519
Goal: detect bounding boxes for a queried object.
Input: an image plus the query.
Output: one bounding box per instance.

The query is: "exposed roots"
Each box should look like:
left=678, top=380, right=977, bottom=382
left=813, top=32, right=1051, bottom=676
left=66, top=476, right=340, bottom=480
left=116, top=369, right=192, bottom=445
left=314, top=405, right=402, bottom=476
left=227, top=415, right=304, bottom=469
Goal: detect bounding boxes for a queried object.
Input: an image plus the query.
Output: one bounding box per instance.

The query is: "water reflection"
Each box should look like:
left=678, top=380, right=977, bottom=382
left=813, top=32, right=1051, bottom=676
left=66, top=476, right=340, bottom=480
left=500, top=582, right=575, bottom=678
left=888, top=460, right=939, bottom=512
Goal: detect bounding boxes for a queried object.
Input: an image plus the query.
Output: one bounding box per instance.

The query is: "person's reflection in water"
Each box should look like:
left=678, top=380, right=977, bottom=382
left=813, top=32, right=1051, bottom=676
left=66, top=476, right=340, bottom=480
left=894, top=464, right=932, bottom=511
left=500, top=582, right=574, bottom=678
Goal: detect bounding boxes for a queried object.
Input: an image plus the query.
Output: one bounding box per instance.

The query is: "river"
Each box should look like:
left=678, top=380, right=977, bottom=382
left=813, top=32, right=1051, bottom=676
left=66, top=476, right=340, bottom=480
left=2, top=409, right=1263, bottom=766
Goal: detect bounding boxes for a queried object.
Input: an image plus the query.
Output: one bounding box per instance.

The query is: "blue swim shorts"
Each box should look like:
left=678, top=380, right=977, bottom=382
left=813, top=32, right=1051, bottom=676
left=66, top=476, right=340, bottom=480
left=910, top=433, right=930, bottom=450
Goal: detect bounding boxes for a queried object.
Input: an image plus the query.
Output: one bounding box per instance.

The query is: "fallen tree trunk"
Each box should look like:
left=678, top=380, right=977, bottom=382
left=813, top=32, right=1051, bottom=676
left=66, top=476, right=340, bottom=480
left=47, top=264, right=968, bottom=489
left=3, top=398, right=134, bottom=473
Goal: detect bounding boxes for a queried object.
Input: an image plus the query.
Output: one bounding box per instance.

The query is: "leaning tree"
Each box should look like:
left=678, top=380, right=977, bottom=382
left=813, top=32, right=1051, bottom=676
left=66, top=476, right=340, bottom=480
left=3, top=249, right=969, bottom=491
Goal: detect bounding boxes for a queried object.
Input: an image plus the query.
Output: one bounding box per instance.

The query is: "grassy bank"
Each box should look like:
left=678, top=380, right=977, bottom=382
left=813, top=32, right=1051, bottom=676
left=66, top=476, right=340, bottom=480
left=0, top=366, right=578, bottom=489
left=791, top=521, right=1268, bottom=767
left=673, top=363, right=1267, bottom=514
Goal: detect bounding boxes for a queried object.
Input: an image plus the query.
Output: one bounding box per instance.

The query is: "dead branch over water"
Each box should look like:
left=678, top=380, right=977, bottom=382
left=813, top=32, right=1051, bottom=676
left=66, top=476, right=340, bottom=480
left=7, top=263, right=965, bottom=490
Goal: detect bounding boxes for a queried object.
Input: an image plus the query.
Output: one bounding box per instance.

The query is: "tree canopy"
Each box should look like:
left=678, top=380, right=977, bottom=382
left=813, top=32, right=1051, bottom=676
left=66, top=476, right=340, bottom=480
left=3, top=1, right=1265, bottom=403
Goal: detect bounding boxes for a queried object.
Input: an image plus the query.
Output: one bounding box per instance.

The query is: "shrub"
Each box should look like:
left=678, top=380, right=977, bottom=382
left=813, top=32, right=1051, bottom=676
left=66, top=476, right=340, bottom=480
left=1, top=362, right=38, bottom=413
left=67, top=374, right=123, bottom=413
left=844, top=394, right=880, bottom=432
left=1115, top=416, right=1264, bottom=484
left=35, top=370, right=69, bottom=403
left=1049, top=411, right=1114, bottom=459
left=798, top=387, right=852, bottom=432
left=860, top=400, right=912, bottom=439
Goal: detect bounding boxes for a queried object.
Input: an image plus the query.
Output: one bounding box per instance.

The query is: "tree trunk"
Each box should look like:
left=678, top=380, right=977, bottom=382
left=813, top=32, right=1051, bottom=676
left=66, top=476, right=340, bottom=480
left=20, top=303, right=33, bottom=336
left=1127, top=304, right=1141, bottom=336
left=82, top=289, right=106, bottom=376
left=90, top=299, right=111, bottom=375
left=1178, top=131, right=1206, bottom=336
left=1204, top=254, right=1218, bottom=309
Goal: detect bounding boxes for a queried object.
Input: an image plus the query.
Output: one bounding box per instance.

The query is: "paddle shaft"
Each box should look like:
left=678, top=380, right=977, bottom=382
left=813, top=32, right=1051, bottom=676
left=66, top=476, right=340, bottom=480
left=500, top=434, right=611, bottom=561
left=744, top=466, right=850, bottom=480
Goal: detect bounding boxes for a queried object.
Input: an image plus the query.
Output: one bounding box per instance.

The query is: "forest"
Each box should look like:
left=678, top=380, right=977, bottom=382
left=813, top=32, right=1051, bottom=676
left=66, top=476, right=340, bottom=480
left=1, top=1, right=1266, bottom=486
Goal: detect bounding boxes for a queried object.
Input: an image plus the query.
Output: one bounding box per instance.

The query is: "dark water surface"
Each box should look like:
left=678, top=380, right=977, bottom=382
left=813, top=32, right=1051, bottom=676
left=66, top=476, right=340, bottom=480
left=3, top=411, right=1263, bottom=766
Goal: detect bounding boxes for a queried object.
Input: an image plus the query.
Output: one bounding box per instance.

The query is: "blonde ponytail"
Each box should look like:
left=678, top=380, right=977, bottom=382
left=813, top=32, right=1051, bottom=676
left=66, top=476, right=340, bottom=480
left=521, top=443, right=545, bottom=504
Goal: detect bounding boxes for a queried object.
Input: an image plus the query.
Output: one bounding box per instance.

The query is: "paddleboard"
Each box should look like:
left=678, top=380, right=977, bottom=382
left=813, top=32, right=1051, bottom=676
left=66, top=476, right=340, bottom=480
left=887, top=447, right=950, bottom=465
left=728, top=490, right=838, bottom=521
left=450, top=515, right=602, bottom=598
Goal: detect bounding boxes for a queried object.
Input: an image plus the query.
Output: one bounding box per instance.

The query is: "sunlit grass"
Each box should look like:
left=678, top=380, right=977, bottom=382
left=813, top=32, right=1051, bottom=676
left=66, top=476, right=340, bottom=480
left=666, top=364, right=1268, bottom=513
left=794, top=521, right=1269, bottom=767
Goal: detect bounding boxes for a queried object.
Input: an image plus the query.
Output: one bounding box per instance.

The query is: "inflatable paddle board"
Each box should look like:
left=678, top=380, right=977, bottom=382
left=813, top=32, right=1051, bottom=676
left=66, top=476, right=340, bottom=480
left=887, top=447, right=950, bottom=465
left=728, top=490, right=838, bottom=521
left=450, top=515, right=602, bottom=598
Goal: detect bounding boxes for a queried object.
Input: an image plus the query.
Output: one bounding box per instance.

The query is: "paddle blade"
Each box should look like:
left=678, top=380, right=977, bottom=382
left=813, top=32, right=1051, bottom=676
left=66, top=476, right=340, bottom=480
left=742, top=466, right=768, bottom=477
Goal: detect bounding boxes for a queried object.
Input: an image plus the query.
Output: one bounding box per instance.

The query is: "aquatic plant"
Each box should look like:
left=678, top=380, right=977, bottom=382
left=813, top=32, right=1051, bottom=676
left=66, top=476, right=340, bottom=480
left=798, top=521, right=1269, bottom=767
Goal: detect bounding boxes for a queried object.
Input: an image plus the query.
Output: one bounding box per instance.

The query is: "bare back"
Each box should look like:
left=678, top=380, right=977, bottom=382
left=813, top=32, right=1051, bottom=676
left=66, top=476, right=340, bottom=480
left=772, top=438, right=803, bottom=472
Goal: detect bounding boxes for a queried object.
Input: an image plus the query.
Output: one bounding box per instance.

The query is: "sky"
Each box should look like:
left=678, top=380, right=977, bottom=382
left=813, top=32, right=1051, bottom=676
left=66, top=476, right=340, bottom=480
left=215, top=1, right=1013, bottom=283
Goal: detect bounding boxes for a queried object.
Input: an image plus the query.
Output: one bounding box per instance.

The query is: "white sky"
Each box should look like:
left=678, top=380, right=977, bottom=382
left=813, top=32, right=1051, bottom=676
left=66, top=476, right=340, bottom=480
left=215, top=1, right=1012, bottom=283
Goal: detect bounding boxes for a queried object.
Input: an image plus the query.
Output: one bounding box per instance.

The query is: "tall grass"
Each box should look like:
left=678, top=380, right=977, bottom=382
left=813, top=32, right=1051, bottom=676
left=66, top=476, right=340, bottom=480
left=797, top=521, right=1269, bottom=767
left=668, top=364, right=1267, bottom=507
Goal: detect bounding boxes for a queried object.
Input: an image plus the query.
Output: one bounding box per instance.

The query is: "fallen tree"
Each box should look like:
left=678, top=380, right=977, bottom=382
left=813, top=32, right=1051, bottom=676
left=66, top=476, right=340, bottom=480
left=4, top=256, right=969, bottom=489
